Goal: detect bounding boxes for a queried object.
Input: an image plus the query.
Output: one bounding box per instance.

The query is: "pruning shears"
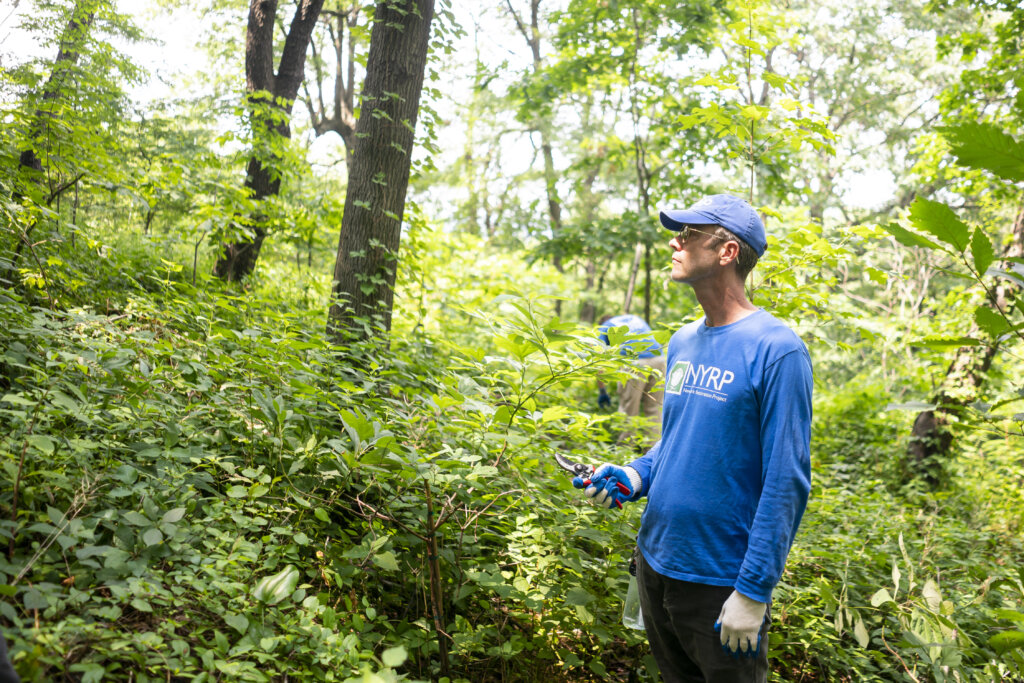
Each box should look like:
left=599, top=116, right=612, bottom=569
left=553, top=453, right=630, bottom=509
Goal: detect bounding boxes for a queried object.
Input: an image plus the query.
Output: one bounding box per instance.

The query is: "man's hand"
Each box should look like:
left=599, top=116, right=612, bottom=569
left=572, top=463, right=642, bottom=509
left=597, top=386, right=612, bottom=409
left=716, top=590, right=767, bottom=656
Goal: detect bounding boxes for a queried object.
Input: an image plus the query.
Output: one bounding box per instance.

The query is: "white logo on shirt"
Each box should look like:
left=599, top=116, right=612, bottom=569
left=665, top=359, right=735, bottom=401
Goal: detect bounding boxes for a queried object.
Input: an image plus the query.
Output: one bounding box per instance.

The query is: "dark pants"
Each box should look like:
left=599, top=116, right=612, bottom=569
left=637, top=552, right=769, bottom=683
left=0, top=633, right=19, bottom=683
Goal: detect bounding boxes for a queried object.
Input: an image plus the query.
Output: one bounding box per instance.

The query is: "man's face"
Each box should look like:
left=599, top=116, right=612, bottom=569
left=668, top=224, right=725, bottom=284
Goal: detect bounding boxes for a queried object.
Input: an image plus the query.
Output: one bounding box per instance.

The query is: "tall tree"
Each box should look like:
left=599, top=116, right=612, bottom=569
left=327, top=0, right=436, bottom=342
left=213, top=0, right=325, bottom=282
left=300, top=1, right=367, bottom=166
left=17, top=0, right=98, bottom=178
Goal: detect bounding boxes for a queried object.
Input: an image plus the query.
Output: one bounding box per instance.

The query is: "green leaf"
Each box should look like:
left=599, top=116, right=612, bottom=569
left=226, top=485, right=248, bottom=498
left=970, top=228, right=996, bottom=276
left=975, top=306, right=1009, bottom=338
left=989, top=630, right=1024, bottom=654
left=23, top=588, right=48, bottom=610
left=142, top=528, right=164, bottom=546
left=853, top=618, right=870, bottom=648
left=161, top=507, right=186, bottom=524
left=870, top=588, right=893, bottom=607
left=253, top=565, right=301, bottom=605
left=224, top=612, right=249, bottom=635
left=381, top=646, right=407, bottom=667
left=26, top=435, right=55, bottom=455
left=942, top=122, right=1024, bottom=182
left=373, top=551, right=400, bottom=571
left=910, top=336, right=982, bottom=349
left=565, top=587, right=595, bottom=606
left=908, top=198, right=970, bottom=252
left=881, top=223, right=940, bottom=251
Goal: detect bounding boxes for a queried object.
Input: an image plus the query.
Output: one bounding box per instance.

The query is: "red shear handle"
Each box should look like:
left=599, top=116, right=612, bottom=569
left=581, top=478, right=631, bottom=509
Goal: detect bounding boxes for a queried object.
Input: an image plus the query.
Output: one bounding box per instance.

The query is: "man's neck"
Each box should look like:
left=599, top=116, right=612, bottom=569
left=693, top=279, right=757, bottom=328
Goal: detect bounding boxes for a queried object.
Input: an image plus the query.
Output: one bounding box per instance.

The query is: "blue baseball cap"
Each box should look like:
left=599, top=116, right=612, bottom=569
left=659, top=194, right=767, bottom=256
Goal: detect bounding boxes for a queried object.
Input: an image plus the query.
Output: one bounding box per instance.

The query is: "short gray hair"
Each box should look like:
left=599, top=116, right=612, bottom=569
left=710, top=226, right=759, bottom=279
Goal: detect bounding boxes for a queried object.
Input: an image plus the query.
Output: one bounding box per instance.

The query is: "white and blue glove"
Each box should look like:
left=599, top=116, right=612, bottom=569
left=572, top=463, right=642, bottom=509
left=715, top=590, right=767, bottom=656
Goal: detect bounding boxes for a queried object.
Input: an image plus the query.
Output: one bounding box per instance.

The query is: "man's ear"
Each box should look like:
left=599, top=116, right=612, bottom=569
left=717, top=240, right=741, bottom=267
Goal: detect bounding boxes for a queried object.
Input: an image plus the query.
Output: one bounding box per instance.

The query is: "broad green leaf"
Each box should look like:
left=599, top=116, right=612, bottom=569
left=161, top=507, right=186, bottom=524
left=23, top=589, right=49, bottom=610
left=224, top=612, right=249, bottom=635
left=26, top=435, right=55, bottom=455
left=123, top=511, right=150, bottom=526
left=381, top=646, right=407, bottom=667
left=853, top=618, right=870, bottom=648
left=253, top=565, right=301, bottom=605
left=565, top=587, right=595, bottom=606
left=870, top=588, right=893, bottom=607
left=142, top=528, right=163, bottom=546
left=922, top=579, right=941, bottom=612
left=974, top=306, right=1009, bottom=338
left=995, top=609, right=1024, bottom=624
left=226, top=485, right=248, bottom=498
left=942, top=122, right=1024, bottom=182
left=373, top=551, right=400, bottom=571
left=881, top=223, right=940, bottom=251
left=989, top=630, right=1024, bottom=654
left=970, top=228, right=996, bottom=276
left=908, top=198, right=970, bottom=252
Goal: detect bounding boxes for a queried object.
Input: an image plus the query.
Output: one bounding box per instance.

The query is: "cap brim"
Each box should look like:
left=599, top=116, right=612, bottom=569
left=659, top=209, right=717, bottom=230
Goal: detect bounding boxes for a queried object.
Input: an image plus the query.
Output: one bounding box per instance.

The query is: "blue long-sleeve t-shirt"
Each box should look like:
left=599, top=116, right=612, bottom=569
left=628, top=309, right=812, bottom=604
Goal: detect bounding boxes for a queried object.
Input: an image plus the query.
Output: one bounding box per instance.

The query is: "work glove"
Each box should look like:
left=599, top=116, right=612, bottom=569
left=715, top=590, right=767, bottom=656
left=597, top=386, right=612, bottom=409
left=572, top=463, right=642, bottom=509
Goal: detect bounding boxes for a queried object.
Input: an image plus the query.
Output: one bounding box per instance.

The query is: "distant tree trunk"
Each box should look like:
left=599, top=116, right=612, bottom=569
left=908, top=207, right=1024, bottom=486
left=300, top=2, right=364, bottom=166
left=214, top=0, right=325, bottom=282
left=327, top=0, right=435, bottom=342
left=19, top=0, right=98, bottom=180
left=505, top=0, right=564, bottom=314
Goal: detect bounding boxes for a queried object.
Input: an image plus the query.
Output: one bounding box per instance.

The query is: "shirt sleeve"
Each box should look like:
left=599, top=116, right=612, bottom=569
left=734, top=348, right=813, bottom=603
left=627, top=440, right=660, bottom=498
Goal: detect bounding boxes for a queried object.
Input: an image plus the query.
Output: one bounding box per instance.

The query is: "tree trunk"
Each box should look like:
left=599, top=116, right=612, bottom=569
left=908, top=206, right=1024, bottom=486
left=327, top=0, right=436, bottom=342
left=301, top=3, right=363, bottom=165
left=214, top=0, right=325, bottom=282
left=19, top=1, right=98, bottom=180
left=505, top=0, right=564, bottom=314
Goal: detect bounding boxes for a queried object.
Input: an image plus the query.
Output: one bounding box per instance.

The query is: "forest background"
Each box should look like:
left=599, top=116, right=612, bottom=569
left=1, top=0, right=1024, bottom=681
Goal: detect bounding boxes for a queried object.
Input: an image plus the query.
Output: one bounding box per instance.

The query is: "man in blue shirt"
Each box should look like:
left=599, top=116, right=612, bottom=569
left=573, top=194, right=812, bottom=683
left=596, top=313, right=666, bottom=448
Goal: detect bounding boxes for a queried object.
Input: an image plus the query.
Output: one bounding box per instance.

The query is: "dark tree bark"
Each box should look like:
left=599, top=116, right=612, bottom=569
left=327, top=0, right=436, bottom=342
left=908, top=206, right=1024, bottom=486
left=214, top=0, right=325, bottom=282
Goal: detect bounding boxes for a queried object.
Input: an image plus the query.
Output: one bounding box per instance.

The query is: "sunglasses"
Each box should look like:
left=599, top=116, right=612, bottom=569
left=675, top=225, right=722, bottom=243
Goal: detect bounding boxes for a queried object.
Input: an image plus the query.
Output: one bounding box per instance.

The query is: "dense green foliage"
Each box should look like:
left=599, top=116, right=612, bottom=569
left=2, top=0, right=1024, bottom=681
